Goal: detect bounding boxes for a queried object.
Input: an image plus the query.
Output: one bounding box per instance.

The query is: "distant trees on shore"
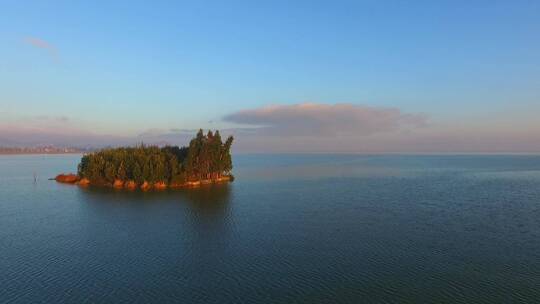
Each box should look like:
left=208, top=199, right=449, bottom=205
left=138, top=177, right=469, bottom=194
left=77, top=130, right=233, bottom=185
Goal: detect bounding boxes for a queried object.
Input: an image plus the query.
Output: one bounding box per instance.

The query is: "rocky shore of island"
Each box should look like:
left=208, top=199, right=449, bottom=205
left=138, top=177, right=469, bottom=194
left=55, top=173, right=232, bottom=190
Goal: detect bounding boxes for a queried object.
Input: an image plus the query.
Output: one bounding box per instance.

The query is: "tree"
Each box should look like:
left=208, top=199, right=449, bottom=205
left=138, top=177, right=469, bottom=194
left=133, top=162, right=143, bottom=184
left=222, top=136, right=234, bottom=174
left=77, top=130, right=234, bottom=186
left=117, top=161, right=127, bottom=181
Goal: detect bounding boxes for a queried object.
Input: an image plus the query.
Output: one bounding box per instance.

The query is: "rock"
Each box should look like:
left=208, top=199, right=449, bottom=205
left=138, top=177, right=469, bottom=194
left=140, top=181, right=151, bottom=191
left=185, top=181, right=201, bottom=187
left=154, top=181, right=167, bottom=190
left=55, top=174, right=79, bottom=183
left=113, top=179, right=124, bottom=188
left=77, top=178, right=90, bottom=186
left=124, top=180, right=137, bottom=190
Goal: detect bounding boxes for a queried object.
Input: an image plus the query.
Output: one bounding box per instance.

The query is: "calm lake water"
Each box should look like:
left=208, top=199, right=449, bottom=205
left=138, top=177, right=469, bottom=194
left=2, top=154, right=540, bottom=303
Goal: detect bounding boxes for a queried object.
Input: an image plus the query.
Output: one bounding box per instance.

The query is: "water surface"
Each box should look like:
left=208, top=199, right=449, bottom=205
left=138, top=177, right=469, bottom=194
left=2, top=154, right=540, bottom=303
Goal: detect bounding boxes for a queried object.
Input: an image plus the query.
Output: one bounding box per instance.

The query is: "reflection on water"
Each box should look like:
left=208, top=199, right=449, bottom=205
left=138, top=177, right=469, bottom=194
left=182, top=184, right=231, bottom=210
left=76, top=183, right=231, bottom=208
left=75, top=183, right=234, bottom=239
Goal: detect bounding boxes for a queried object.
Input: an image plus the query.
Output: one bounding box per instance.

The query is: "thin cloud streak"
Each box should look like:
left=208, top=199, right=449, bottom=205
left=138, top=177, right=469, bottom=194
left=24, top=36, right=59, bottom=62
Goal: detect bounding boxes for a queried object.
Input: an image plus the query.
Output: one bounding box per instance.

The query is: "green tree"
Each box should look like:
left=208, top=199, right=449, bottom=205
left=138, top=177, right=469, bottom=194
left=77, top=129, right=234, bottom=186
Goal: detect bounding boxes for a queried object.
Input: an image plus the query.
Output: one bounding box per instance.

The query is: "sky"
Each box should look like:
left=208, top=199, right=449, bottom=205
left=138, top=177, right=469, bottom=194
left=1, top=0, right=539, bottom=152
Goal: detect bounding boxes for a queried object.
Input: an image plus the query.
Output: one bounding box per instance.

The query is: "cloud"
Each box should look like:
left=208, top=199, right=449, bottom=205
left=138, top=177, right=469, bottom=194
left=0, top=114, right=142, bottom=148
left=224, top=103, right=428, bottom=137
left=3, top=114, right=70, bottom=131
left=2, top=104, right=539, bottom=153
left=220, top=103, right=539, bottom=153
left=33, top=115, right=70, bottom=122
left=137, top=128, right=199, bottom=138
left=135, top=128, right=247, bottom=147
left=24, top=36, right=59, bottom=61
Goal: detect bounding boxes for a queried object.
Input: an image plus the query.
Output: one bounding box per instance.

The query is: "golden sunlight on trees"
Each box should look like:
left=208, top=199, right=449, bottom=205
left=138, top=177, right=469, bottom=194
left=77, top=130, right=233, bottom=187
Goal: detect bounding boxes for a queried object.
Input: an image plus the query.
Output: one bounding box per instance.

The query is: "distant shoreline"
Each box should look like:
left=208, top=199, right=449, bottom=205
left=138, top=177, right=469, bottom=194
left=0, top=147, right=88, bottom=155
left=0, top=152, right=84, bottom=155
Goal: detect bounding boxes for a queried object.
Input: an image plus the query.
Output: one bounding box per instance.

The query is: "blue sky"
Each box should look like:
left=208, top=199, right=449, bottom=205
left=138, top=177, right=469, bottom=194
left=1, top=1, right=539, bottom=152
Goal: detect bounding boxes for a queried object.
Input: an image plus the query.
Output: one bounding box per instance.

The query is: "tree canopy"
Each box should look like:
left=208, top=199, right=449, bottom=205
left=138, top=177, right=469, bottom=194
left=77, top=130, right=233, bottom=185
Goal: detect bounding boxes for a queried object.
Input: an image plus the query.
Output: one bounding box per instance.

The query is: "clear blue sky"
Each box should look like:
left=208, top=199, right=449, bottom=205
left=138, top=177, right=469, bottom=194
left=1, top=1, right=539, bottom=152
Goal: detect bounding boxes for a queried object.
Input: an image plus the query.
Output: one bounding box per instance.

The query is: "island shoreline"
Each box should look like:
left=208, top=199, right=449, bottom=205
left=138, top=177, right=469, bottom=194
left=55, top=173, right=233, bottom=190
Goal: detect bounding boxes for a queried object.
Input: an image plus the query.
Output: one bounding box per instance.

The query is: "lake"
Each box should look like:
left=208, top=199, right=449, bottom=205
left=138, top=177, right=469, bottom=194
left=2, top=154, right=540, bottom=303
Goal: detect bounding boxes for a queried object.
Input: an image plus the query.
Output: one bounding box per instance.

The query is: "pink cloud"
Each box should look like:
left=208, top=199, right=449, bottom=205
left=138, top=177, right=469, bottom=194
left=224, top=103, right=428, bottom=136
left=220, top=103, right=540, bottom=153
left=24, top=36, right=58, bottom=61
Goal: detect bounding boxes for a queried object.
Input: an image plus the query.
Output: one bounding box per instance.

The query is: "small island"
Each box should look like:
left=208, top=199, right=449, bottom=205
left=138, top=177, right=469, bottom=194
left=56, top=129, right=234, bottom=190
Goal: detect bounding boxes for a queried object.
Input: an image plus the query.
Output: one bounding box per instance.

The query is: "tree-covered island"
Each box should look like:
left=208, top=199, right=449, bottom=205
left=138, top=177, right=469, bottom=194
left=56, top=130, right=234, bottom=190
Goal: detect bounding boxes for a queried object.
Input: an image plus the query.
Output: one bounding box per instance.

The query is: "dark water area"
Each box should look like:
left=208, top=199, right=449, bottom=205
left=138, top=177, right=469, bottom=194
left=2, top=154, right=540, bottom=303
